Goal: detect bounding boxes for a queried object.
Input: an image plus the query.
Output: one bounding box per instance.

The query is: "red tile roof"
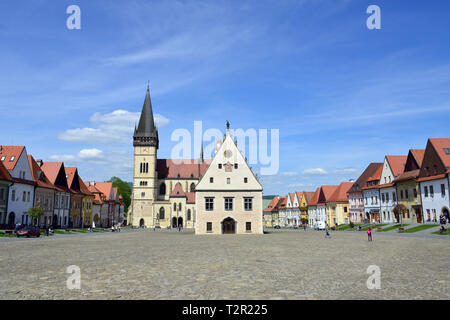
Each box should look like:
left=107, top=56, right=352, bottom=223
left=328, top=182, right=353, bottom=202
left=264, top=196, right=280, bottom=212
left=170, top=182, right=186, bottom=197
left=410, top=149, right=425, bottom=168
left=318, top=185, right=339, bottom=204
left=0, top=146, right=25, bottom=171
left=157, top=159, right=211, bottom=179
left=277, top=196, right=288, bottom=209
left=186, top=192, right=195, bottom=203
left=27, top=155, right=55, bottom=190
left=386, top=155, right=407, bottom=177
left=417, top=173, right=447, bottom=182
left=93, top=182, right=113, bottom=201
left=348, top=163, right=383, bottom=194
left=78, top=175, right=92, bottom=196
left=308, top=188, right=320, bottom=206
left=288, top=192, right=296, bottom=206
left=429, top=138, right=450, bottom=168
left=0, top=161, right=12, bottom=181
left=303, top=191, right=316, bottom=203
left=393, top=169, right=420, bottom=183
left=64, top=167, right=78, bottom=189
left=40, top=162, right=64, bottom=184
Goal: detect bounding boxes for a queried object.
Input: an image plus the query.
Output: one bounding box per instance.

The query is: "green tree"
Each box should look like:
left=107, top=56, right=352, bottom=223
left=27, top=206, right=44, bottom=226
left=108, top=176, right=132, bottom=213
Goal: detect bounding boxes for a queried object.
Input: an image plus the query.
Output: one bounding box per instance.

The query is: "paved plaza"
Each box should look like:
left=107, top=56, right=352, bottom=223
left=0, top=229, right=449, bottom=300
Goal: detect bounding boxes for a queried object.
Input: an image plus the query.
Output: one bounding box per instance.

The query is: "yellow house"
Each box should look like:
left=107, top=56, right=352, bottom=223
left=326, top=182, right=353, bottom=226
left=393, top=149, right=425, bottom=224
left=299, top=191, right=315, bottom=224
left=79, top=176, right=94, bottom=228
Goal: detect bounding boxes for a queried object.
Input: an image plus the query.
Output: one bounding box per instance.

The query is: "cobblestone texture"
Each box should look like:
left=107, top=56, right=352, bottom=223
left=0, top=229, right=449, bottom=300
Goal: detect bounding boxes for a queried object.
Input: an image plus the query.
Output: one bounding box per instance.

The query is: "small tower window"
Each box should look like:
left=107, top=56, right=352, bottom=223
left=218, top=164, right=222, bottom=169
left=234, top=163, right=238, bottom=169
left=244, top=177, right=248, bottom=183
left=210, top=177, right=214, bottom=183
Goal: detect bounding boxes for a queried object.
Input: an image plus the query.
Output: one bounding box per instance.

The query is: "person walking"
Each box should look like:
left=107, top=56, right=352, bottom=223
left=45, top=225, right=49, bottom=236
left=325, top=224, right=331, bottom=238
left=367, top=227, right=373, bottom=241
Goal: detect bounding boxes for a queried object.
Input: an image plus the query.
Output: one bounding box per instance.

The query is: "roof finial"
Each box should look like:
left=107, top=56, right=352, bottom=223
left=147, top=80, right=150, bottom=91
left=226, top=120, right=230, bottom=130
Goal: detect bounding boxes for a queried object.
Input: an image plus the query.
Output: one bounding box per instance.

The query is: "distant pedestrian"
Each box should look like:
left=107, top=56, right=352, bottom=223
left=325, top=224, right=331, bottom=238
left=45, top=226, right=49, bottom=236
left=303, top=223, right=307, bottom=231
left=367, top=227, right=373, bottom=241
left=153, top=226, right=156, bottom=232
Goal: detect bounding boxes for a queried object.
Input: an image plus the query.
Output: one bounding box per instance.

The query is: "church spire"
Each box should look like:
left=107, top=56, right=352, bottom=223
left=199, top=139, right=204, bottom=163
left=133, top=85, right=159, bottom=148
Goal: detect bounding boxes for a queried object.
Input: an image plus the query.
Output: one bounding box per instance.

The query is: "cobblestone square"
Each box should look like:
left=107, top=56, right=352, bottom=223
left=0, top=229, right=449, bottom=300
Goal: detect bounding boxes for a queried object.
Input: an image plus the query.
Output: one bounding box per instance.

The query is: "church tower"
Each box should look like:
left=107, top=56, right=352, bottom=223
left=130, top=85, right=159, bottom=227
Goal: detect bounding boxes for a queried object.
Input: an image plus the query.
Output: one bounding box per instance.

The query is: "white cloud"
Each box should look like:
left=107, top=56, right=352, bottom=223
left=280, top=171, right=298, bottom=176
left=302, top=168, right=328, bottom=176
left=333, top=168, right=358, bottom=174
left=288, top=183, right=313, bottom=188
left=78, top=148, right=104, bottom=160
left=50, top=148, right=104, bottom=163
left=59, top=109, right=169, bottom=145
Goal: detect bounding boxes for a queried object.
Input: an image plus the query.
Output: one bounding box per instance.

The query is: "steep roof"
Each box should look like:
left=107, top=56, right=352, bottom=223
left=0, top=146, right=25, bottom=170
left=40, top=162, right=63, bottom=184
left=93, top=182, right=113, bottom=201
left=170, top=182, right=186, bottom=197
left=186, top=192, right=195, bottom=203
left=386, top=155, right=407, bottom=177
left=0, top=161, right=12, bottom=181
left=393, top=169, right=421, bottom=183
left=288, top=192, right=296, bottom=206
left=348, top=163, right=383, bottom=194
left=157, top=159, right=211, bottom=179
left=318, top=185, right=338, bottom=204
left=277, top=196, right=287, bottom=209
left=410, top=149, right=425, bottom=168
left=429, top=138, right=450, bottom=168
left=308, top=188, right=320, bottom=206
left=78, top=175, right=92, bottom=196
left=328, top=182, right=353, bottom=202
left=303, top=191, right=315, bottom=203
left=27, top=155, right=55, bottom=190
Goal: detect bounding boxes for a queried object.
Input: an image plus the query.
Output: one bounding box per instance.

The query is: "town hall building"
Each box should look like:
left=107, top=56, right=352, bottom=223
left=128, top=87, right=263, bottom=234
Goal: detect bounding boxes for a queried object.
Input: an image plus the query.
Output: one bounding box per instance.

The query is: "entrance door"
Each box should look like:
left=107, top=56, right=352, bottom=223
left=222, top=217, right=236, bottom=234
left=172, top=217, right=177, bottom=228
left=415, top=208, right=422, bottom=223
left=178, top=217, right=183, bottom=228
left=7, top=212, right=15, bottom=226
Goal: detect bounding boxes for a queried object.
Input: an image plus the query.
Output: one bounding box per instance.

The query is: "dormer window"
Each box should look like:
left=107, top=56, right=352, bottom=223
left=9, top=156, right=15, bottom=162
left=0, top=156, right=5, bottom=161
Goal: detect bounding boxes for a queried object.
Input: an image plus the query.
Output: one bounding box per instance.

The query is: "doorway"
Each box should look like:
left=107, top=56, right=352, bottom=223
left=222, top=217, right=236, bottom=234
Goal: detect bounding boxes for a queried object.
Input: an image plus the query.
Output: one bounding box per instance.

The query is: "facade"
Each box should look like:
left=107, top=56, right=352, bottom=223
left=393, top=149, right=425, bottom=224
left=362, top=171, right=382, bottom=224
left=378, top=156, right=406, bottom=223
left=65, top=167, right=85, bottom=228
left=348, top=163, right=383, bottom=224
left=276, top=197, right=287, bottom=227
left=40, top=161, right=71, bottom=228
left=78, top=176, right=94, bottom=228
left=316, top=186, right=338, bottom=227
left=263, top=196, right=280, bottom=228
left=326, top=182, right=353, bottom=226
left=195, top=128, right=263, bottom=234
left=417, top=138, right=450, bottom=223
left=0, top=146, right=35, bottom=226
left=28, top=156, right=55, bottom=227
left=299, top=191, right=314, bottom=224
left=0, top=161, right=12, bottom=227
left=307, top=188, right=320, bottom=227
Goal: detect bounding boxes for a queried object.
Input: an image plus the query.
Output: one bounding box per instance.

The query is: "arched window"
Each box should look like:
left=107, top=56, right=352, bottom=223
left=190, top=183, right=196, bottom=192
left=178, top=203, right=182, bottom=211
left=173, top=203, right=177, bottom=211
left=159, top=207, right=165, bottom=220
left=159, top=183, right=166, bottom=195
left=187, top=209, right=191, bottom=221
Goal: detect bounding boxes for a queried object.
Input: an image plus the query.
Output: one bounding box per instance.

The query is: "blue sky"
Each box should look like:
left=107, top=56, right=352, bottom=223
left=1, top=0, right=450, bottom=195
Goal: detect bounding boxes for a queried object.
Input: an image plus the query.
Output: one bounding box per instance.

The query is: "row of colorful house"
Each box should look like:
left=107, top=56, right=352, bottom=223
left=0, top=145, right=124, bottom=229
left=264, top=138, right=450, bottom=228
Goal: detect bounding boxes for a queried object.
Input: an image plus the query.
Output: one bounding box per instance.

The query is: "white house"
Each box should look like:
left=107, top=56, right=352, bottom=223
left=0, top=146, right=35, bottom=226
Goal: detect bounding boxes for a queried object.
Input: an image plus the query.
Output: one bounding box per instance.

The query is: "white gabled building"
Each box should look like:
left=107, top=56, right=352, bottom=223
left=0, top=146, right=35, bottom=226
left=418, top=139, right=450, bottom=223
left=195, top=125, right=263, bottom=235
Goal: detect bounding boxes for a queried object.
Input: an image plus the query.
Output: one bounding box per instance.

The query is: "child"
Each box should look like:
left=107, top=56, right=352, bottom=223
left=367, top=227, right=373, bottom=241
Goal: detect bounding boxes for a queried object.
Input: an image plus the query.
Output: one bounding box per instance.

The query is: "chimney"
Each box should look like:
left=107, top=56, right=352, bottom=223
left=36, top=159, right=43, bottom=167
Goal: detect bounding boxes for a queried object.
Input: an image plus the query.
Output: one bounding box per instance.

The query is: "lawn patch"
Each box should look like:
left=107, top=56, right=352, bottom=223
left=377, top=224, right=409, bottom=232
left=399, top=224, right=439, bottom=233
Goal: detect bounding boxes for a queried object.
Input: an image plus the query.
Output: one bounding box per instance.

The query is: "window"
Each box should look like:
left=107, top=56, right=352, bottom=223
left=11, top=190, right=15, bottom=201
left=0, top=156, right=5, bottom=161
left=244, top=177, right=248, bottom=183
left=244, top=197, right=253, bottom=211
left=344, top=207, right=347, bottom=213
left=386, top=193, right=389, bottom=202
left=9, top=156, right=15, bottom=162
left=424, top=186, right=428, bottom=197
left=405, top=189, right=408, bottom=199
left=246, top=222, right=251, bottom=232
left=430, top=185, right=434, bottom=197
left=205, top=198, right=214, bottom=211
left=210, top=177, right=214, bottom=183
left=178, top=203, right=182, bottom=211
left=234, top=163, right=238, bottom=169
left=227, top=178, right=230, bottom=184
left=381, top=194, right=385, bottom=203
left=159, top=183, right=166, bottom=195
left=400, top=190, right=404, bottom=199
left=159, top=207, right=165, bottom=220
left=441, top=184, right=446, bottom=196
left=187, top=209, right=191, bottom=221
left=444, top=148, right=450, bottom=155
left=190, top=183, right=196, bottom=192
left=393, top=192, right=396, bottom=202
left=413, top=188, right=417, bottom=198
left=218, top=164, right=222, bottom=169
left=206, top=222, right=212, bottom=232
left=224, top=197, right=233, bottom=211
left=141, top=192, right=145, bottom=197
left=173, top=203, right=177, bottom=211
left=23, top=191, right=26, bottom=202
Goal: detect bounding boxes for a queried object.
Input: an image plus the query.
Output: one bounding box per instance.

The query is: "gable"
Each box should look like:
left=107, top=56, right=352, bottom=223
left=419, top=139, right=448, bottom=178
left=379, top=157, right=395, bottom=185
left=196, top=133, right=262, bottom=191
